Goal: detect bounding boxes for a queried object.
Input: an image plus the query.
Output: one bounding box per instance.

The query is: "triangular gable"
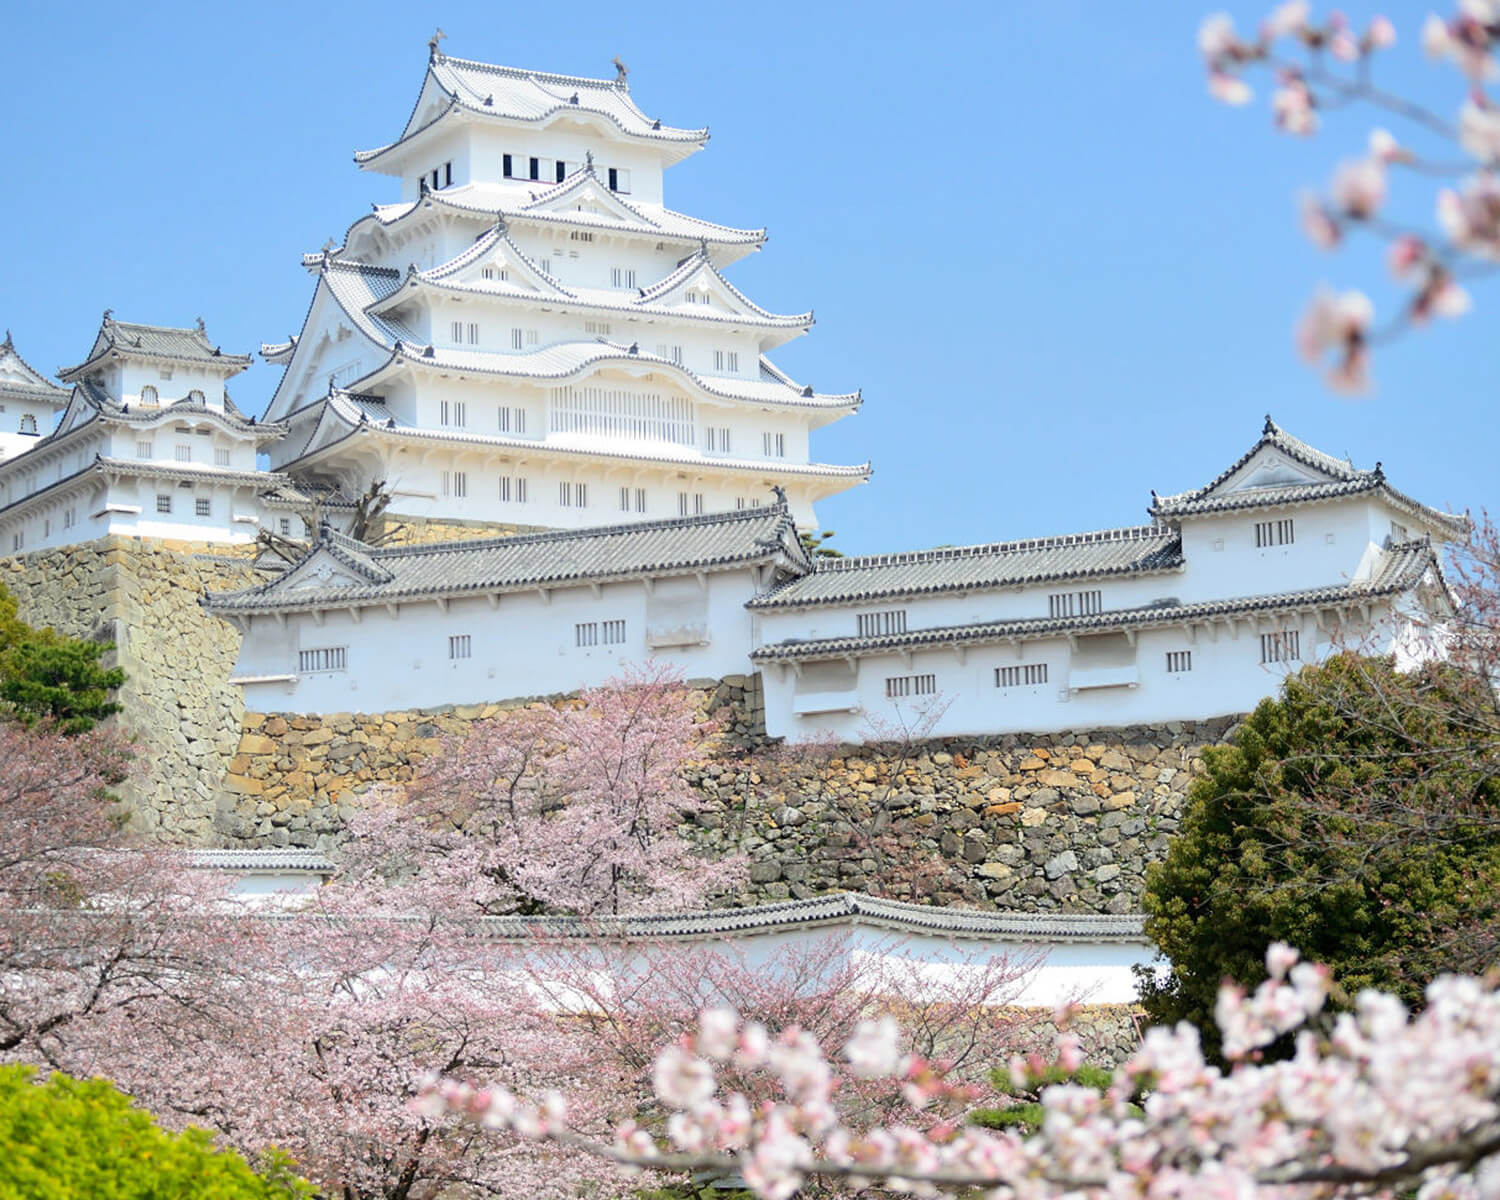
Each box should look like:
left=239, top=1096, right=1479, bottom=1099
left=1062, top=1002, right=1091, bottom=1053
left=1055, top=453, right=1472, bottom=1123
left=401, top=69, right=459, bottom=142
left=641, top=257, right=756, bottom=317
left=51, top=387, right=107, bottom=437
left=265, top=278, right=390, bottom=423
left=0, top=337, right=67, bottom=400
left=1216, top=444, right=1337, bottom=496
left=398, top=228, right=571, bottom=302
left=523, top=172, right=654, bottom=227
left=276, top=544, right=392, bottom=594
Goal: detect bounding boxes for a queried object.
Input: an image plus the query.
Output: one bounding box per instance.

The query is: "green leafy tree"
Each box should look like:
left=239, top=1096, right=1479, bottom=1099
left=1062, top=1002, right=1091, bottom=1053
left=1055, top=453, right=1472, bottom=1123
left=0, top=1064, right=310, bottom=1199
left=798, top=529, right=843, bottom=560
left=1139, top=653, right=1500, bottom=1059
left=0, top=585, right=124, bottom=733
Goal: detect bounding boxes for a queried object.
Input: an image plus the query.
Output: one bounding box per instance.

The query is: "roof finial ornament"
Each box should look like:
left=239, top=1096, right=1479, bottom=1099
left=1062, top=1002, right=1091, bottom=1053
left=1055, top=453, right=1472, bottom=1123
left=1, top=330, right=10, bottom=351
left=102, top=308, right=114, bottom=324
left=699, top=237, right=709, bottom=257
left=585, top=150, right=594, bottom=171
left=195, top=315, right=206, bottom=334
left=771, top=484, right=788, bottom=507
left=1263, top=412, right=1276, bottom=435
left=320, top=237, right=336, bottom=254
left=428, top=27, right=446, bottom=58
left=612, top=55, right=629, bottom=86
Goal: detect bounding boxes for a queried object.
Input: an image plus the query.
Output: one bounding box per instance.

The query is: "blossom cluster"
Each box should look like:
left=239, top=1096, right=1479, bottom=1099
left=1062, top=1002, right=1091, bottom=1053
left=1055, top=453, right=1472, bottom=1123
left=422, top=942, right=1500, bottom=1198
left=1197, top=4, right=1500, bottom=393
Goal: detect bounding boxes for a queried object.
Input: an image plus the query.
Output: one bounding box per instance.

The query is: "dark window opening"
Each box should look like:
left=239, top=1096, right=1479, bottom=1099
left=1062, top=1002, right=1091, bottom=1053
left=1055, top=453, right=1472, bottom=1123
left=503, top=153, right=513, bottom=178
left=607, top=167, right=619, bottom=191
left=529, top=157, right=540, bottom=181
left=444, top=161, right=452, bottom=187
left=555, top=160, right=566, bottom=183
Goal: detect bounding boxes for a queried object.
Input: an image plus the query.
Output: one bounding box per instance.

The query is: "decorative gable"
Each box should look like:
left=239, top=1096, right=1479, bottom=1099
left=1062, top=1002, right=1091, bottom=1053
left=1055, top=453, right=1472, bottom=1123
left=1221, top=449, right=1330, bottom=495
left=524, top=174, right=646, bottom=227
left=284, top=551, right=368, bottom=591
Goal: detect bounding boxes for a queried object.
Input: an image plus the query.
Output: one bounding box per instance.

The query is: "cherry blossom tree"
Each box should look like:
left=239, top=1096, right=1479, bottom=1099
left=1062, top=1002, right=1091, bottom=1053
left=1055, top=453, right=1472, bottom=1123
left=1198, top=2, right=1500, bottom=391
left=422, top=944, right=1500, bottom=1199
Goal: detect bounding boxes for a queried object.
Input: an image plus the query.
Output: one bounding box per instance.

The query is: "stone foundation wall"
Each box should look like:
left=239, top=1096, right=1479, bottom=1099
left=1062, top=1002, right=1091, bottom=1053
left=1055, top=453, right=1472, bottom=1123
left=1, top=537, right=267, bottom=839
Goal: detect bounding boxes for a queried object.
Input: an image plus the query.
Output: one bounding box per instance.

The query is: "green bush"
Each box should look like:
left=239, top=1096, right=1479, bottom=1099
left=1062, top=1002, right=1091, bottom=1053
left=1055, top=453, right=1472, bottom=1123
left=0, top=1065, right=310, bottom=1199
left=0, top=585, right=125, bottom=732
left=970, top=1062, right=1134, bottom=1135
left=1139, top=654, right=1500, bottom=1059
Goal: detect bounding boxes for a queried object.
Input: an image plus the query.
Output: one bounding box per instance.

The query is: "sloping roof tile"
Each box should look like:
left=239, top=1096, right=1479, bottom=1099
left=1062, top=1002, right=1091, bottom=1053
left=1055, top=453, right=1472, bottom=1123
left=205, top=504, right=807, bottom=613
left=59, top=315, right=251, bottom=381
left=751, top=526, right=1182, bottom=610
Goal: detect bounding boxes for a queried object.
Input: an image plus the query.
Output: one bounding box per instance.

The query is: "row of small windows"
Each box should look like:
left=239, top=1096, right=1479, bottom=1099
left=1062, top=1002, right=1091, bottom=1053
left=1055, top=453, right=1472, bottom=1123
left=857, top=609, right=907, bottom=637
left=135, top=440, right=232, bottom=467
left=885, top=673, right=938, bottom=699
left=1260, top=630, right=1301, bottom=663
left=1255, top=518, right=1295, bottom=548
left=500, top=154, right=631, bottom=193
left=575, top=620, right=628, bottom=647
left=154, top=494, right=214, bottom=517
left=298, top=646, right=347, bottom=673
left=996, top=663, right=1049, bottom=688
left=425, top=162, right=454, bottom=191
left=1048, top=590, right=1103, bottom=619
left=136, top=387, right=207, bottom=406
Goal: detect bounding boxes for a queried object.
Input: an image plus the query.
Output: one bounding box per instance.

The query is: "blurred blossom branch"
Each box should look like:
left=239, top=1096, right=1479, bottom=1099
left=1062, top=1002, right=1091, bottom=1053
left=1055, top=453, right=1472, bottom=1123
left=1199, top=2, right=1500, bottom=393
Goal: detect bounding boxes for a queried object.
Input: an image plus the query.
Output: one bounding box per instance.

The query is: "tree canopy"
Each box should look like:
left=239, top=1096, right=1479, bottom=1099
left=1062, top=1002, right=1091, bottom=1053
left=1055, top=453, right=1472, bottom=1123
left=0, top=586, right=125, bottom=733
left=0, top=1065, right=310, bottom=1199
left=1138, top=652, right=1500, bottom=1054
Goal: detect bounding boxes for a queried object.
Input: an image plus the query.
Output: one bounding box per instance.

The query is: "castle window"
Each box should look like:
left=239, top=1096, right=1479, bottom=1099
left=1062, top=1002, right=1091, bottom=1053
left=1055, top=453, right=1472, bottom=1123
left=11, top=532, right=21, bottom=552
left=705, top=426, right=731, bottom=454
left=137, top=440, right=153, bottom=459
left=1390, top=521, right=1408, bottom=543
left=278, top=518, right=291, bottom=536
left=156, top=494, right=172, bottom=514
left=440, top=400, right=467, bottom=427
left=442, top=470, right=468, bottom=499
left=550, top=384, right=694, bottom=446
left=195, top=498, right=211, bottom=517
left=584, top=319, right=610, bottom=335
left=175, top=444, right=192, bottom=462
left=996, top=663, right=1049, bottom=688
left=43, top=519, right=49, bottom=538
left=18, top=414, right=36, bottom=435
left=571, top=231, right=594, bottom=243
left=188, top=389, right=205, bottom=404
left=497, top=406, right=526, bottom=434
left=607, top=167, right=630, bottom=193
left=62, top=508, right=74, bottom=529
left=885, top=673, right=937, bottom=699
left=655, top=344, right=684, bottom=365
left=298, top=646, right=347, bottom=673
left=1047, top=590, right=1103, bottom=618
left=445, top=161, right=453, bottom=187
left=602, top=619, right=627, bottom=645
left=503, top=153, right=513, bottom=178
left=540, top=258, right=552, bottom=275
left=762, top=432, right=786, bottom=458
left=610, top=266, right=637, bottom=289
left=1260, top=630, right=1301, bottom=664
left=1255, top=518, right=1295, bottom=547
left=498, top=475, right=528, bottom=503
left=734, top=497, right=763, bottom=509
left=555, top=159, right=567, bottom=183
left=448, top=635, right=472, bottom=660
left=214, top=448, right=231, bottom=466
left=575, top=622, right=599, bottom=648
left=529, top=157, right=541, bottom=181
left=1166, top=650, right=1193, bottom=673
left=857, top=609, right=907, bottom=638
left=559, top=481, right=588, bottom=508
left=139, top=385, right=158, bottom=405
left=677, top=491, right=704, bottom=516
left=714, top=350, right=739, bottom=373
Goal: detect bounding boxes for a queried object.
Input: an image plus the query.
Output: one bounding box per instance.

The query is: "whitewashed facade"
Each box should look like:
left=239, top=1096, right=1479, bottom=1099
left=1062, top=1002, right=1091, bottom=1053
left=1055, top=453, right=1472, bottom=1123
left=209, top=419, right=1467, bottom=741
left=258, top=47, right=868, bottom=532
left=0, top=333, right=69, bottom=465
left=0, top=316, right=289, bottom=552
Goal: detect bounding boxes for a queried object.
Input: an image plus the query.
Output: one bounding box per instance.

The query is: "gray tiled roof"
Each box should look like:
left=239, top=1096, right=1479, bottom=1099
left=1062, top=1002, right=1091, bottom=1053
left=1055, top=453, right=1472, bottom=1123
left=59, top=315, right=251, bottom=381
left=69, top=379, right=283, bottom=439
left=751, top=526, right=1182, bottom=610
left=182, top=849, right=334, bottom=872
left=1150, top=417, right=1469, bottom=539
left=0, top=331, right=68, bottom=401
left=465, top=892, right=1146, bottom=943
left=204, top=504, right=808, bottom=614
left=0, top=456, right=290, bottom=522
left=753, top=538, right=1441, bottom=663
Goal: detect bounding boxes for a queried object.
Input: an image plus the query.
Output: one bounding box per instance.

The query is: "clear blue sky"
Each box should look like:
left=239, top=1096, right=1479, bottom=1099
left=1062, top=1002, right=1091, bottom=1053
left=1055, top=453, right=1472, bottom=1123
left=1, top=0, right=1490, bottom=554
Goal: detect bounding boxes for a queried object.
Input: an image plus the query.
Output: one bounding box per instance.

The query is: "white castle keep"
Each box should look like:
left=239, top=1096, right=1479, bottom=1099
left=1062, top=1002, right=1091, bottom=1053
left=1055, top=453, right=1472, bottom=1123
left=0, top=46, right=1470, bottom=746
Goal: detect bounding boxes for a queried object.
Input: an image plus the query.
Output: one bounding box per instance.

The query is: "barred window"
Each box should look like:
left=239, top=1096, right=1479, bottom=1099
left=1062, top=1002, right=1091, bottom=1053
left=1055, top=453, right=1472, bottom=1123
left=559, top=481, right=588, bottom=508
left=298, top=646, right=347, bottom=673
left=550, top=383, right=695, bottom=446
left=498, top=475, right=528, bottom=503
left=448, top=635, right=472, bottom=660
left=677, top=491, right=705, bottom=516
left=857, top=610, right=907, bottom=637
left=762, top=432, right=786, bottom=458
left=885, top=673, right=937, bottom=699
left=1047, top=590, right=1103, bottom=618
left=155, top=494, right=172, bottom=514
left=996, top=663, right=1048, bottom=688
left=1166, top=650, right=1193, bottom=673
left=195, top=498, right=211, bottom=517
left=1260, top=630, right=1300, bottom=664
left=1255, top=518, right=1295, bottom=547
left=174, top=444, right=192, bottom=462
left=575, top=622, right=599, bottom=648
left=214, top=447, right=230, bottom=466
left=602, top=619, right=627, bottom=645
left=136, top=440, right=153, bottom=458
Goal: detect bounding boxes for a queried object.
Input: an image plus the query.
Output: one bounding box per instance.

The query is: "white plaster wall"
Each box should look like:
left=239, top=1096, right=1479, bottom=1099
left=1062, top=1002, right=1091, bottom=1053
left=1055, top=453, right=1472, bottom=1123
left=759, top=608, right=1396, bottom=743
left=232, top=566, right=761, bottom=713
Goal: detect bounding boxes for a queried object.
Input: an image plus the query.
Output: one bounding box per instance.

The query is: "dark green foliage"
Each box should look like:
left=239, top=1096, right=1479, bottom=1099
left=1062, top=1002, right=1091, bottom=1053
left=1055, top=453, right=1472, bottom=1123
left=0, top=1064, right=311, bottom=1199
left=798, top=529, right=843, bottom=560
left=0, top=585, right=125, bottom=733
left=1139, top=654, right=1500, bottom=1059
left=970, top=1062, right=1134, bottom=1135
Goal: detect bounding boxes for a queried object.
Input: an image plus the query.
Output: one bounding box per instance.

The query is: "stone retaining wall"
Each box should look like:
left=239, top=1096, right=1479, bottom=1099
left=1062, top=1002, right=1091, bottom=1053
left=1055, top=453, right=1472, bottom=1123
left=367, top=514, right=547, bottom=546
left=1, top=537, right=267, bottom=839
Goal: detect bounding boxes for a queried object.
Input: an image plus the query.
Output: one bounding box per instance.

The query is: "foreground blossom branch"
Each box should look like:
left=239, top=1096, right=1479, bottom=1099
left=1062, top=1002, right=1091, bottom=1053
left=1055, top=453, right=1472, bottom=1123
left=422, top=944, right=1500, bottom=1198
left=1199, top=3, right=1500, bottom=392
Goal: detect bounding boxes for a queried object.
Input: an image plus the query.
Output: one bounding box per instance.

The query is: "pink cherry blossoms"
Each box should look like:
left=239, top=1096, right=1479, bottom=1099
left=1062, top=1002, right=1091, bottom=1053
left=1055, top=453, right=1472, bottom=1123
left=1198, top=3, right=1500, bottom=393
left=423, top=940, right=1500, bottom=1198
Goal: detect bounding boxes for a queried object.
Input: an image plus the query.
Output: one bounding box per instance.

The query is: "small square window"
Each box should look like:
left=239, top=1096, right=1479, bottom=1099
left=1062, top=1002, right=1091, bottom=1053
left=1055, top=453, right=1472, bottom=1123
left=156, top=494, right=172, bottom=514
left=195, top=498, right=211, bottom=517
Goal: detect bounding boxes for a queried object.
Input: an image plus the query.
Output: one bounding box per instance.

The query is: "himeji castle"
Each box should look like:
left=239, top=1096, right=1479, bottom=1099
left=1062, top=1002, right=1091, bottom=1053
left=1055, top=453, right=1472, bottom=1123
left=258, top=45, right=869, bottom=532
left=208, top=417, right=1468, bottom=742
